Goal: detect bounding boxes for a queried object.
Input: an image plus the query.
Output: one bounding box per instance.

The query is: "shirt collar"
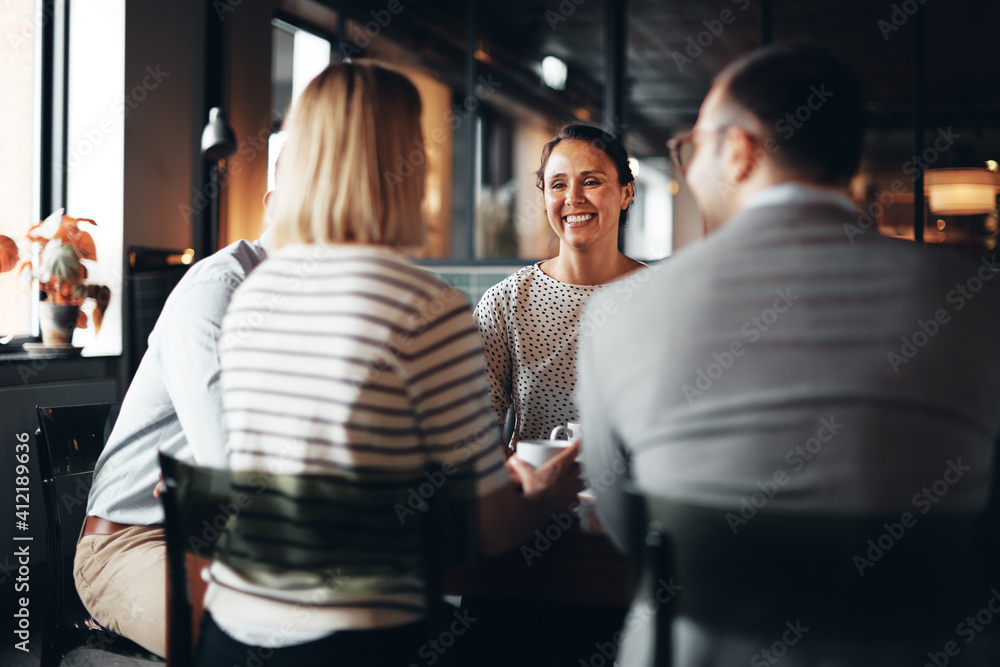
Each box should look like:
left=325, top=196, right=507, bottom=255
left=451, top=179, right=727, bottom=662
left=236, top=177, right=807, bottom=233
left=744, top=182, right=855, bottom=214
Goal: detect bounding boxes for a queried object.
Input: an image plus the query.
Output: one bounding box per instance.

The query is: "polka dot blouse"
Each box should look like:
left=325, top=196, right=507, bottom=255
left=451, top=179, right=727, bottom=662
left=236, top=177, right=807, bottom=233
left=473, top=263, right=599, bottom=448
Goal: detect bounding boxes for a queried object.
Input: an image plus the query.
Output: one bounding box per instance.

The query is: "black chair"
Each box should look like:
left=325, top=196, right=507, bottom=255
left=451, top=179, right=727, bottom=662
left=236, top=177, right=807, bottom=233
left=624, top=484, right=996, bottom=666
left=503, top=403, right=517, bottom=452
left=35, top=403, right=164, bottom=666
left=158, top=452, right=476, bottom=666
left=127, top=247, right=191, bottom=381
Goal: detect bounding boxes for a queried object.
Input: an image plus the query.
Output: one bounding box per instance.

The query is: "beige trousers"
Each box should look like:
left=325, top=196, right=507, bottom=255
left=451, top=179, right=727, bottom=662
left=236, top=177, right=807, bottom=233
left=73, top=525, right=167, bottom=658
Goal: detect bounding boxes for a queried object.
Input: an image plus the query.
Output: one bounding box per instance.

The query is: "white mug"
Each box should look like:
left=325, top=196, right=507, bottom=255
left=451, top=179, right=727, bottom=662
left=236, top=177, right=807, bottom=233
left=549, top=422, right=582, bottom=442
left=514, top=439, right=574, bottom=468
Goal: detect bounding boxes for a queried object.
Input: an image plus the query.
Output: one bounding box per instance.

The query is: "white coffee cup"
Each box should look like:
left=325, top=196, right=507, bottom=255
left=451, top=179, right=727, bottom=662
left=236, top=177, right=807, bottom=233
left=549, top=422, right=582, bottom=442
left=514, top=439, right=574, bottom=468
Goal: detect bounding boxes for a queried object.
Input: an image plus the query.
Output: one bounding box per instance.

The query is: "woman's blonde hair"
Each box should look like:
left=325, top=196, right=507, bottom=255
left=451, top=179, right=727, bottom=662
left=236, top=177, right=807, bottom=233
left=271, top=60, right=425, bottom=248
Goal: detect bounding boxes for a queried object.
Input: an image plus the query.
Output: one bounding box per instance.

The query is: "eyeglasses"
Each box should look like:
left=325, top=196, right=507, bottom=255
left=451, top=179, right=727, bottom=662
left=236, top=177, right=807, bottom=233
left=666, top=125, right=735, bottom=178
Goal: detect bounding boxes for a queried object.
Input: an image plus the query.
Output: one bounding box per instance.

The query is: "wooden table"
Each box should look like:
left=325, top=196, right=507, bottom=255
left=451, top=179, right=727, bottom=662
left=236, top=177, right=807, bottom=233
left=444, top=528, right=630, bottom=607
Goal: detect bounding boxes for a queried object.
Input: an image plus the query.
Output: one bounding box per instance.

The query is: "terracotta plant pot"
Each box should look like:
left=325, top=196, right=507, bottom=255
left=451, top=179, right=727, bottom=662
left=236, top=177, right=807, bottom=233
left=39, top=302, right=80, bottom=346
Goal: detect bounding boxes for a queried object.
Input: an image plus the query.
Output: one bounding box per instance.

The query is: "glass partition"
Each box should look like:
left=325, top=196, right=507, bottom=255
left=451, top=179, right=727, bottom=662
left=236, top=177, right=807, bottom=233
left=260, top=2, right=674, bottom=265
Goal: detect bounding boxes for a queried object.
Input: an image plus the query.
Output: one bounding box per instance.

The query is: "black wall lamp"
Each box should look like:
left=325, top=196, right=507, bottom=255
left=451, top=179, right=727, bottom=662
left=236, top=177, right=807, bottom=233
left=198, top=107, right=237, bottom=258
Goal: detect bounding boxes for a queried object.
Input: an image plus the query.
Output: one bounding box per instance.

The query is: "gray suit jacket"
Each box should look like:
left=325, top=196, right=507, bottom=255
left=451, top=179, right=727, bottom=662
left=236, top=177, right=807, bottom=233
left=579, top=201, right=1000, bottom=666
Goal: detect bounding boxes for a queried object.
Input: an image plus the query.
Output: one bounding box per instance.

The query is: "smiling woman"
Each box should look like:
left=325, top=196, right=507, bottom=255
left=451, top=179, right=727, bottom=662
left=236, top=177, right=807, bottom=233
left=474, top=124, right=646, bottom=453
left=466, top=123, right=636, bottom=667
left=539, top=133, right=638, bottom=281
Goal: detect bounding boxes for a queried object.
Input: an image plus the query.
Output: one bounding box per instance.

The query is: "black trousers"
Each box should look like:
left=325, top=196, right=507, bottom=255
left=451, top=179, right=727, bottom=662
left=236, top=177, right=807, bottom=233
left=193, top=612, right=428, bottom=667
left=452, top=597, right=628, bottom=667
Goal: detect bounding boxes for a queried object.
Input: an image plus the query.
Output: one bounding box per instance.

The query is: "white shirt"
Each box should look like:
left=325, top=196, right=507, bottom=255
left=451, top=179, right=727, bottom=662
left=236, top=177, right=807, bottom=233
left=744, top=182, right=855, bottom=213
left=87, top=236, right=268, bottom=524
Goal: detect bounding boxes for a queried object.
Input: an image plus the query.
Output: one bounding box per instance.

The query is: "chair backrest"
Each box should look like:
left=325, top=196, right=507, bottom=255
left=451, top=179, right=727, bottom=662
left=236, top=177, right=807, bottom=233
left=624, top=484, right=994, bottom=666
left=127, top=251, right=190, bottom=381
left=35, top=403, right=121, bottom=628
left=158, top=452, right=477, bottom=665
left=36, top=403, right=120, bottom=479
left=503, top=404, right=517, bottom=450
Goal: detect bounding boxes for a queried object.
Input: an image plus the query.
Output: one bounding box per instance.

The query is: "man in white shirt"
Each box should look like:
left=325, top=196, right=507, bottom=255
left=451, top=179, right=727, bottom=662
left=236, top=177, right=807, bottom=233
left=579, top=44, right=1000, bottom=666
left=73, top=220, right=270, bottom=656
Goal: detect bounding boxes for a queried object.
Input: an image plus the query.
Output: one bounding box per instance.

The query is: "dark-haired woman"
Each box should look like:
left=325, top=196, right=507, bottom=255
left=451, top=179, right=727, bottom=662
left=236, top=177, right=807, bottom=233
left=475, top=124, right=645, bottom=453
left=463, top=125, right=639, bottom=667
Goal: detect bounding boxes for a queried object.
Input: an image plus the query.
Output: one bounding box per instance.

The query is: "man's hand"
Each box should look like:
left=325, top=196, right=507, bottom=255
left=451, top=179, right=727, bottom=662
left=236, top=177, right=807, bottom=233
left=152, top=472, right=165, bottom=499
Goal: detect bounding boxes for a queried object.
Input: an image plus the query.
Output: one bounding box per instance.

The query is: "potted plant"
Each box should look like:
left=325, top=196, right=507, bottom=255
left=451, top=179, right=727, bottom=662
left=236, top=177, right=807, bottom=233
left=0, top=209, right=111, bottom=347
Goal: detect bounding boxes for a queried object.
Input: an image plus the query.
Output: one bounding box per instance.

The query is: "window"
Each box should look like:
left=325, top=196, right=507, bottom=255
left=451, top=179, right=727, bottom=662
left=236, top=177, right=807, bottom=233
left=269, top=18, right=332, bottom=191
left=0, top=0, right=40, bottom=338
left=255, top=4, right=674, bottom=266
left=0, top=0, right=125, bottom=355
left=54, top=0, right=123, bottom=356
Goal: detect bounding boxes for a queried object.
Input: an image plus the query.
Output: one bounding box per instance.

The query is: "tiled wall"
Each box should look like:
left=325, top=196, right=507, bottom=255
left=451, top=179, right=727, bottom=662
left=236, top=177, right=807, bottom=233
left=425, top=265, right=526, bottom=308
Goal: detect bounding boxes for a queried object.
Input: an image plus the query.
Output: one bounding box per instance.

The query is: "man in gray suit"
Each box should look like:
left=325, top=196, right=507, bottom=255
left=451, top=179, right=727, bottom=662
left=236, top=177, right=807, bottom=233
left=579, top=44, right=1000, bottom=666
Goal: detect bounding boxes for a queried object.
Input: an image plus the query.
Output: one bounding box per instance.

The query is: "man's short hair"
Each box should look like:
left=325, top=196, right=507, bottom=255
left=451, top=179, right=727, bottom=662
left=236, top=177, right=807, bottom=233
left=716, top=43, right=865, bottom=187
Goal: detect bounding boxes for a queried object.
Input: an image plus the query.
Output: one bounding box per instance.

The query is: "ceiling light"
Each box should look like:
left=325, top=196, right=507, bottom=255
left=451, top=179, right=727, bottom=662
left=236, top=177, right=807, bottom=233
left=542, top=56, right=567, bottom=90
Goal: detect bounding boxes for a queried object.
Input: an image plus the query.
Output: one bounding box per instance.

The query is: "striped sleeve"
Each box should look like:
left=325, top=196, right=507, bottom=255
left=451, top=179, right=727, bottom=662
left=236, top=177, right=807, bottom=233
left=403, top=284, right=509, bottom=496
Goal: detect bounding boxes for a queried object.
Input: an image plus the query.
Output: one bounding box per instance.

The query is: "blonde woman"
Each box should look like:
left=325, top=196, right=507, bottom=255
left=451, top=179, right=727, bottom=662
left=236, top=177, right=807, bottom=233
left=197, top=61, right=581, bottom=666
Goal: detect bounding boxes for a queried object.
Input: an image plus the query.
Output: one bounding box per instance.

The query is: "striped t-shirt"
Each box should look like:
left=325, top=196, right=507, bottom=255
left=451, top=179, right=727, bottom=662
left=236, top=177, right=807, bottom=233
left=205, top=243, right=509, bottom=642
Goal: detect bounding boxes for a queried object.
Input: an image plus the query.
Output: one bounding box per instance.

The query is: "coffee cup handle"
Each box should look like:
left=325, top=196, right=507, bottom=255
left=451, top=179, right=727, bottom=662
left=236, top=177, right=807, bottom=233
left=550, top=425, right=572, bottom=440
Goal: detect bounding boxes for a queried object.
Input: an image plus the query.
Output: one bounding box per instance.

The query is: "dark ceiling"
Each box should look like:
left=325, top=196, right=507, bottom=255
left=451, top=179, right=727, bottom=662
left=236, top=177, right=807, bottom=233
left=335, top=0, right=1000, bottom=158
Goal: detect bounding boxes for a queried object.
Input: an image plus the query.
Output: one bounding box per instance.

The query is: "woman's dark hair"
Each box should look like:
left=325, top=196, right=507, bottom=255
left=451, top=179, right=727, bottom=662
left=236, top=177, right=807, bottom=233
left=717, top=43, right=864, bottom=187
left=535, top=124, right=636, bottom=248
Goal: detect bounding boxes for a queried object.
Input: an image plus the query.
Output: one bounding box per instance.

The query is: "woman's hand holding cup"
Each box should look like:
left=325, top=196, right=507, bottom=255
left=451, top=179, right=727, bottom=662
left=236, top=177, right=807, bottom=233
left=506, top=440, right=583, bottom=509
